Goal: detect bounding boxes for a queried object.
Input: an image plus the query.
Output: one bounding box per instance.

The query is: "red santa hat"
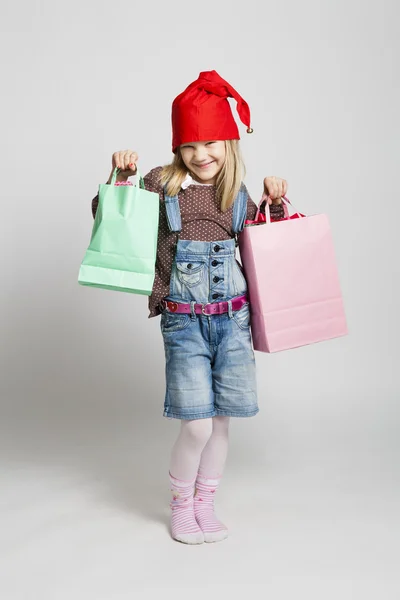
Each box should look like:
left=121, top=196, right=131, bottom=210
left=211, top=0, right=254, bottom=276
left=171, top=70, right=253, bottom=153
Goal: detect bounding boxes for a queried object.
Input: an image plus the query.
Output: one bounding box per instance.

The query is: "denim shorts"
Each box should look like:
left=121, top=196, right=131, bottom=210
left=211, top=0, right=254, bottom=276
left=160, top=301, right=259, bottom=420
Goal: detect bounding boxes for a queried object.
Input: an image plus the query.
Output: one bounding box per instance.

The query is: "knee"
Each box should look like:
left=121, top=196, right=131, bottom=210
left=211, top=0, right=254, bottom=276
left=212, top=416, right=230, bottom=436
left=182, top=418, right=213, bottom=450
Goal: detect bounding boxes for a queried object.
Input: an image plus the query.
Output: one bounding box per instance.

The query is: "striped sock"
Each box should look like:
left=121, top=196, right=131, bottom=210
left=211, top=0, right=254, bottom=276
left=194, top=474, right=229, bottom=543
left=169, top=473, right=204, bottom=545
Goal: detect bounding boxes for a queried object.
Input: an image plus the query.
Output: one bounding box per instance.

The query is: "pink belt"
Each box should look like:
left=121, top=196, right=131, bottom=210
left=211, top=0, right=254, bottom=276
left=160, top=294, right=249, bottom=316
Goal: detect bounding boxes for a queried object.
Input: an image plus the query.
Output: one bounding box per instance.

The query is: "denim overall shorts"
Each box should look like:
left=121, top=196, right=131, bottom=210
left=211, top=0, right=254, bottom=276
left=159, top=185, right=258, bottom=420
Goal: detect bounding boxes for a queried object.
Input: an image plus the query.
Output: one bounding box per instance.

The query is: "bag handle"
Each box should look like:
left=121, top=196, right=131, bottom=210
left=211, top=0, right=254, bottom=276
left=111, top=166, right=145, bottom=189
left=256, top=193, right=304, bottom=223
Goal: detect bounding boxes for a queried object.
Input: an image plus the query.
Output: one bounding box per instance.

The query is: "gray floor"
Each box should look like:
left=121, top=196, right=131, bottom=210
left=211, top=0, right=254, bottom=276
left=1, top=412, right=399, bottom=600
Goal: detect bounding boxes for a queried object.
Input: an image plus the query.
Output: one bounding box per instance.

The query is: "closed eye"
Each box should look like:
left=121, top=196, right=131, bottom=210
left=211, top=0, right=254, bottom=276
left=181, top=141, right=216, bottom=149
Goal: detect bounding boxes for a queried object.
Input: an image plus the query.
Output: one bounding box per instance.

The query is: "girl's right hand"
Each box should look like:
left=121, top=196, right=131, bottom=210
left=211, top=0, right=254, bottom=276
left=111, top=149, right=139, bottom=178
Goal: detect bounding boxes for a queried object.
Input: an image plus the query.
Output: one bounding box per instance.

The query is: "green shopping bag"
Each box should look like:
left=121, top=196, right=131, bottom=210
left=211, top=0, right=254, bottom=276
left=78, top=167, right=159, bottom=295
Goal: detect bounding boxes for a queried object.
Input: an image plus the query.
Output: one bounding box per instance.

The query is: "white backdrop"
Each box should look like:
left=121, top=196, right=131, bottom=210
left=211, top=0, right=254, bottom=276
left=1, top=0, right=399, bottom=598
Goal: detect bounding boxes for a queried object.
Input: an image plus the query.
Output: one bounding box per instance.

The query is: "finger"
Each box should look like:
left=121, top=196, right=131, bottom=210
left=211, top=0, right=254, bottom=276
left=270, top=183, right=279, bottom=199
left=119, top=150, right=128, bottom=171
left=264, top=179, right=272, bottom=198
left=125, top=150, right=135, bottom=171
left=273, top=180, right=281, bottom=199
left=124, top=151, right=137, bottom=172
left=116, top=151, right=124, bottom=170
left=282, top=179, right=288, bottom=197
left=263, top=177, right=272, bottom=196
left=112, top=152, right=119, bottom=169
left=122, top=150, right=132, bottom=170
left=129, top=151, right=138, bottom=172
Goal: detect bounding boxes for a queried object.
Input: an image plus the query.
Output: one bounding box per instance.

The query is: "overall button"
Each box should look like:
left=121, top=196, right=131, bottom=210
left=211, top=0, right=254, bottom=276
left=213, top=245, right=221, bottom=252
left=212, top=293, right=220, bottom=299
left=212, top=260, right=219, bottom=267
left=213, top=276, right=220, bottom=283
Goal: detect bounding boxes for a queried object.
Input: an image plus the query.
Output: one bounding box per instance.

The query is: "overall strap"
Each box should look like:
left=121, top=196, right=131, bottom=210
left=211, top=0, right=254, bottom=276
left=232, top=183, right=248, bottom=234
left=163, top=187, right=182, bottom=232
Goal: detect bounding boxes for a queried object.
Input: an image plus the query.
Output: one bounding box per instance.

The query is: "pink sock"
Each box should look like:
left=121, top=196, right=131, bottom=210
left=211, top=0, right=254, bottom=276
left=194, top=474, right=228, bottom=543
left=169, top=473, right=204, bottom=545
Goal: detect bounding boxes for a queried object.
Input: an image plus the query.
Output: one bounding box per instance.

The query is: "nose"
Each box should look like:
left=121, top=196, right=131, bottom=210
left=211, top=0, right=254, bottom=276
left=193, top=147, right=209, bottom=163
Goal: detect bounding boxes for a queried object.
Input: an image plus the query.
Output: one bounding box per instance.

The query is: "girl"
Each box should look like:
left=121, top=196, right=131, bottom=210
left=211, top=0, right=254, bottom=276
left=91, top=70, right=288, bottom=545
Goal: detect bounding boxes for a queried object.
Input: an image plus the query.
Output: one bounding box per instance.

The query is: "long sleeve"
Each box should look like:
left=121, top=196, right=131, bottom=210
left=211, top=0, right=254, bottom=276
left=91, top=193, right=99, bottom=219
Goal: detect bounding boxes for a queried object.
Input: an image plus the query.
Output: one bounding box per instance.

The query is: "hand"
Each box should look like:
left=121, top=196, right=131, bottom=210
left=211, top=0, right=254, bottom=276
left=111, top=149, right=139, bottom=178
left=263, top=176, right=288, bottom=205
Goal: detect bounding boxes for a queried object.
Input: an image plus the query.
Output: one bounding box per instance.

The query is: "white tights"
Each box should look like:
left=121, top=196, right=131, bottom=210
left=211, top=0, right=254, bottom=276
left=169, top=416, right=230, bottom=481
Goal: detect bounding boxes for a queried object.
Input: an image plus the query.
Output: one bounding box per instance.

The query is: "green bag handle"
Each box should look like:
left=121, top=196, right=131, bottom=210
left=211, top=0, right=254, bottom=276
left=111, top=166, right=145, bottom=189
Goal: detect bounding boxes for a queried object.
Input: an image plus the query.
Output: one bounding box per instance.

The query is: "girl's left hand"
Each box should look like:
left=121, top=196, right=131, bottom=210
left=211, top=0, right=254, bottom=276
left=264, top=176, right=288, bottom=205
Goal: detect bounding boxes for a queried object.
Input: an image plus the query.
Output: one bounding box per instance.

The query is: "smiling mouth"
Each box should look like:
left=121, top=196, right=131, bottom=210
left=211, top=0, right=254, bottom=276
left=194, top=161, right=215, bottom=169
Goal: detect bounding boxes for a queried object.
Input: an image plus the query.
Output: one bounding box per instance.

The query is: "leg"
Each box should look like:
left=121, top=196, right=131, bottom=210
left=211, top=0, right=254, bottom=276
left=169, top=418, right=213, bottom=544
left=198, top=416, right=230, bottom=479
left=194, top=416, right=231, bottom=543
left=170, top=418, right=214, bottom=481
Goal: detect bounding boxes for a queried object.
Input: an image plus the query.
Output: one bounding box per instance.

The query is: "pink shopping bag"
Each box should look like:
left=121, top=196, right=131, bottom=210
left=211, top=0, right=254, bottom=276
left=238, top=195, right=348, bottom=353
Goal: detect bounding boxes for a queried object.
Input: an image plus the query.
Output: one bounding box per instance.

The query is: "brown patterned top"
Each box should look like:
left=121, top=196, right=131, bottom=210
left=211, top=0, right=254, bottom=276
left=91, top=166, right=284, bottom=318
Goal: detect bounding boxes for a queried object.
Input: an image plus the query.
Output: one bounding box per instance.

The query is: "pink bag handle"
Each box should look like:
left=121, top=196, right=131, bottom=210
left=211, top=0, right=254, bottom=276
left=256, top=193, right=304, bottom=223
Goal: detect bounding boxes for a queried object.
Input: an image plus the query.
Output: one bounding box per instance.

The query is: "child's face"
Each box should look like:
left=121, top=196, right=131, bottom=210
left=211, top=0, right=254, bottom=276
left=180, top=140, right=225, bottom=185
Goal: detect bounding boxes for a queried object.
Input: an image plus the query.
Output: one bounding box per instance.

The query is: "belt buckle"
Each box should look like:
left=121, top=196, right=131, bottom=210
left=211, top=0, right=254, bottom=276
left=169, top=301, right=178, bottom=313
left=201, top=302, right=212, bottom=315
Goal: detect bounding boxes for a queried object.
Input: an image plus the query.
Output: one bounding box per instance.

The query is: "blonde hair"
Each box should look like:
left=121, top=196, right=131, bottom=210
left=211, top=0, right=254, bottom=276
left=159, top=140, right=246, bottom=212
